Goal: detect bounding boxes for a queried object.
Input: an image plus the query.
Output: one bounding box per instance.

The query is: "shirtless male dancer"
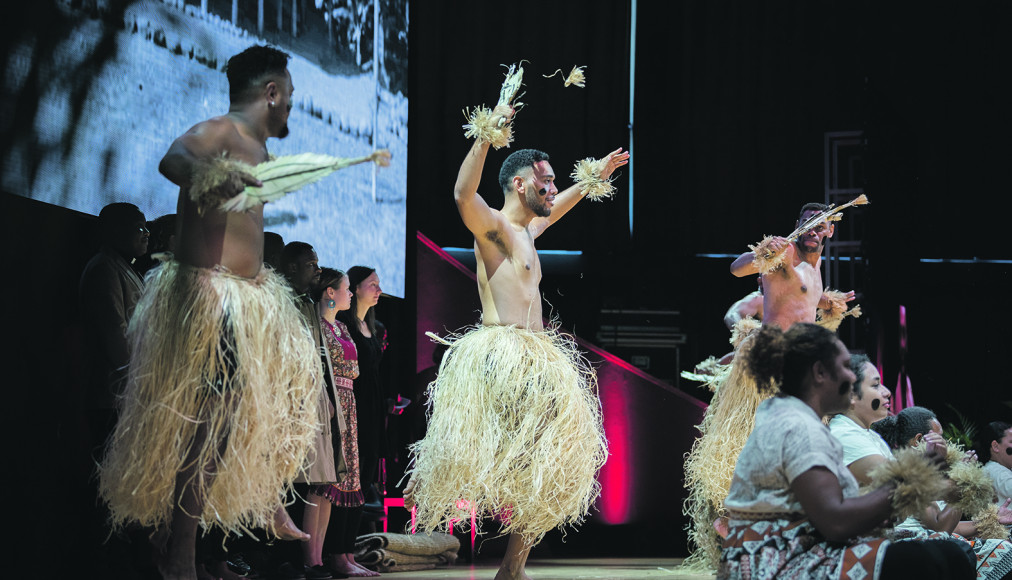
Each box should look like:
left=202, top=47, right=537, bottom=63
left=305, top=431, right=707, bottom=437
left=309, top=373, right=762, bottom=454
left=406, top=103, right=627, bottom=580
left=99, top=45, right=325, bottom=580
left=730, top=202, right=853, bottom=330
left=682, top=202, right=856, bottom=570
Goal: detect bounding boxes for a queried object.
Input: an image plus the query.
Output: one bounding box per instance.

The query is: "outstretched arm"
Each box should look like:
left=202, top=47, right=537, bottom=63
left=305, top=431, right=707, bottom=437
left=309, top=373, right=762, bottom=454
left=530, top=147, right=629, bottom=238
left=454, top=105, right=514, bottom=236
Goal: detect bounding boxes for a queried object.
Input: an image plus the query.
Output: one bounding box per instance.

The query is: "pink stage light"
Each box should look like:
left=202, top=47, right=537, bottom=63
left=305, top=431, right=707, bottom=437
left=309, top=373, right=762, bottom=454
left=597, top=371, right=632, bottom=524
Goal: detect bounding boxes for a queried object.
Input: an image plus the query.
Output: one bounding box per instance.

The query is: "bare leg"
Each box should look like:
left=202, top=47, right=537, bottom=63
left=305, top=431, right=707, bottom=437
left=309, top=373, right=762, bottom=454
left=494, top=533, right=533, bottom=580
left=156, top=394, right=237, bottom=580
left=301, top=493, right=331, bottom=567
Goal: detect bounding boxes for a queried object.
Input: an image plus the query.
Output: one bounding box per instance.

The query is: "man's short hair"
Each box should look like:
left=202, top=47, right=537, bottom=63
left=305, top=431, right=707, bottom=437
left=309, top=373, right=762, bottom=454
left=498, top=149, right=550, bottom=194
left=280, top=241, right=314, bottom=271
left=799, top=202, right=830, bottom=221
left=98, top=202, right=143, bottom=243
left=225, top=45, right=291, bottom=104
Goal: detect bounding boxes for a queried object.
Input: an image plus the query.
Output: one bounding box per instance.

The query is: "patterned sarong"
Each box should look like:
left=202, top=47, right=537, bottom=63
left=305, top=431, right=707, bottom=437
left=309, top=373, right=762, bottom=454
left=719, top=516, right=890, bottom=580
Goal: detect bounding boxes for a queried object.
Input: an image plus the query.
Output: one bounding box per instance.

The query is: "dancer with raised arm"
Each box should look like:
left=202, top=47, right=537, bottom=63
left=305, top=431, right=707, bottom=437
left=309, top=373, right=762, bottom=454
left=405, top=67, right=626, bottom=580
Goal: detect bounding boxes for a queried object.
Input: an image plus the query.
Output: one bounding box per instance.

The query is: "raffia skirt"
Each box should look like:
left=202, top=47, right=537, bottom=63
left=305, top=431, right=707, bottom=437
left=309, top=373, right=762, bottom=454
left=683, top=330, right=773, bottom=571
left=97, top=261, right=322, bottom=536
left=406, top=324, right=608, bottom=543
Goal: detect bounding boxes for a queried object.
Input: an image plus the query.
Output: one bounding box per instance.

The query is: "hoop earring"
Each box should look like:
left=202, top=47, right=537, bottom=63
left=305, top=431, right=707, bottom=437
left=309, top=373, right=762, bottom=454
left=326, top=299, right=336, bottom=309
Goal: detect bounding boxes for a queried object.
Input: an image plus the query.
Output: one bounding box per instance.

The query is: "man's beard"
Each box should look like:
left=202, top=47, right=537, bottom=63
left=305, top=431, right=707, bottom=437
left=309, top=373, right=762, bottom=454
left=278, top=122, right=290, bottom=139
left=796, top=237, right=825, bottom=256
left=526, top=188, right=551, bottom=218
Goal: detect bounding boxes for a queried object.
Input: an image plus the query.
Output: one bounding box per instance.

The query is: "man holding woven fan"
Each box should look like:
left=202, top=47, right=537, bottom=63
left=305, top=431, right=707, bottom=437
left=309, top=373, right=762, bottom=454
left=97, top=45, right=388, bottom=580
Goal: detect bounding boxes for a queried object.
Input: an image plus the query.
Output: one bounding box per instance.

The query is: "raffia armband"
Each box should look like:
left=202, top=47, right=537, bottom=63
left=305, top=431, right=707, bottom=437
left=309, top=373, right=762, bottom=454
left=462, top=106, right=513, bottom=149
left=571, top=157, right=617, bottom=201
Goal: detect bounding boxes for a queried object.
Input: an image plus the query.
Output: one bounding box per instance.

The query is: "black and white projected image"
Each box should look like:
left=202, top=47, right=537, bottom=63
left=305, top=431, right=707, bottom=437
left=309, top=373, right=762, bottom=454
left=3, top=0, right=409, bottom=296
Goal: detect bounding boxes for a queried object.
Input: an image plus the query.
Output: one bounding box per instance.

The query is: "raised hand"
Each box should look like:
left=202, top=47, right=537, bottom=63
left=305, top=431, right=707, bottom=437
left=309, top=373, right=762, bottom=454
left=598, top=147, right=630, bottom=181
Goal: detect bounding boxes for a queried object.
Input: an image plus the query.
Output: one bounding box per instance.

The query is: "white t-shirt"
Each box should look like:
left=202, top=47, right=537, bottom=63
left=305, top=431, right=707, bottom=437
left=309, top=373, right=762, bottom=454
left=984, top=460, right=1012, bottom=501
left=828, top=413, right=893, bottom=467
left=725, top=395, right=861, bottom=516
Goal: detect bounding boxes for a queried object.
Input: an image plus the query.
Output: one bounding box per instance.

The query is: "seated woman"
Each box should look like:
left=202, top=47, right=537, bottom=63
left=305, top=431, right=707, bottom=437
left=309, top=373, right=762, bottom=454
left=874, top=406, right=1012, bottom=580
left=720, top=323, right=973, bottom=580
left=827, top=354, right=893, bottom=485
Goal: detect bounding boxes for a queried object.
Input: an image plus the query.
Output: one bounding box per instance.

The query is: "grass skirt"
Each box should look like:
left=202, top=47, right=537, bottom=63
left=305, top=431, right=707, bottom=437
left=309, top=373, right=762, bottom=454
left=682, top=331, right=772, bottom=571
left=97, top=261, right=321, bottom=535
left=406, top=325, right=608, bottom=543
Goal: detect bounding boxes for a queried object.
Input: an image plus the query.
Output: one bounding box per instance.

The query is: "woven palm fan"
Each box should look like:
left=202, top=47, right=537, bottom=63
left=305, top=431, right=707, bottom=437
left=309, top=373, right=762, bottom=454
left=749, top=194, right=869, bottom=274
left=214, top=150, right=391, bottom=212
left=463, top=62, right=526, bottom=149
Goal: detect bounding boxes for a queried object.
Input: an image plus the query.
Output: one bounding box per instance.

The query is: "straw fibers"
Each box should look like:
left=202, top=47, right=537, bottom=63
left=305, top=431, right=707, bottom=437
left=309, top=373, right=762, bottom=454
left=816, top=289, right=862, bottom=332
left=463, top=106, right=514, bottom=150
left=868, top=448, right=949, bottom=521
left=571, top=157, right=617, bottom=201
left=681, top=330, right=770, bottom=571
left=973, top=503, right=1011, bottom=541
left=406, top=324, right=608, bottom=543
left=98, top=261, right=322, bottom=536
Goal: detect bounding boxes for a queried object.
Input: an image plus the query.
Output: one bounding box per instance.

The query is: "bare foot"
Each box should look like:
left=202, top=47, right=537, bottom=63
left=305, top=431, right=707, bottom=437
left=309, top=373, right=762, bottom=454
left=493, top=567, right=532, bottom=580
left=272, top=506, right=311, bottom=542
left=329, top=554, right=380, bottom=577
left=713, top=516, right=730, bottom=539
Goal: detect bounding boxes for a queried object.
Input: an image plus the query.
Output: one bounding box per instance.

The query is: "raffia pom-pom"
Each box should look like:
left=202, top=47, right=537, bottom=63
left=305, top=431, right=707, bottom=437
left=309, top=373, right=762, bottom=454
left=973, top=503, right=1011, bottom=541
left=730, top=316, right=761, bottom=349
left=748, top=236, right=787, bottom=275
left=868, top=447, right=949, bottom=521
left=463, top=106, right=513, bottom=149
left=190, top=156, right=255, bottom=215
left=571, top=157, right=616, bottom=201
left=544, top=65, right=586, bottom=88
left=948, top=460, right=997, bottom=518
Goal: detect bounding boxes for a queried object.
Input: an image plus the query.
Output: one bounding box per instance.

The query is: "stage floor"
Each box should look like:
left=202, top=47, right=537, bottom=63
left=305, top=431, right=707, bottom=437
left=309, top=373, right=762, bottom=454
left=372, top=558, right=714, bottom=579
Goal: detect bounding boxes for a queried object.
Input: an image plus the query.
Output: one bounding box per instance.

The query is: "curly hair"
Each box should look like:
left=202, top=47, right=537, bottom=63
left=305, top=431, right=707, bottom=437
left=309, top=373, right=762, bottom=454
left=747, top=323, right=842, bottom=397
left=224, top=45, right=291, bottom=104
left=498, top=149, right=550, bottom=194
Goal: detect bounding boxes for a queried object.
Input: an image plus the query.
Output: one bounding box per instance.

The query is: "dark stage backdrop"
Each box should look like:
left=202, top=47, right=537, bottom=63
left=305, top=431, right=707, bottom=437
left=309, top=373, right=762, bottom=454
left=409, top=0, right=1010, bottom=464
